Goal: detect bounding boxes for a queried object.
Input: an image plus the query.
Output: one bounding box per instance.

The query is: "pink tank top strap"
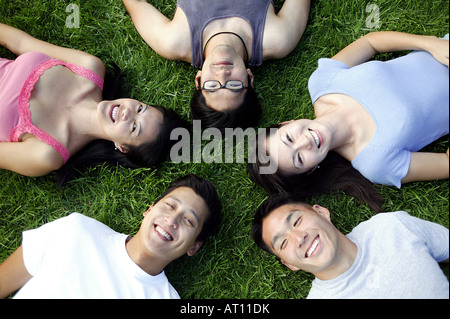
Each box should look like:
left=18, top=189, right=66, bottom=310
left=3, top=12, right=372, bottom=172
left=10, top=57, right=104, bottom=164
left=64, top=62, right=104, bottom=90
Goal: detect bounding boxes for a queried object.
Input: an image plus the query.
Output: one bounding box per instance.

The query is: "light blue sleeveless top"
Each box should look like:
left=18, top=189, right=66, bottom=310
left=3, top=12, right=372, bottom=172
left=308, top=35, right=449, bottom=187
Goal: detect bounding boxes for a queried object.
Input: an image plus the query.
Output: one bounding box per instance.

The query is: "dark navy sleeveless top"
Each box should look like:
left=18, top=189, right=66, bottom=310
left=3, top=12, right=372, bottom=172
left=177, top=0, right=273, bottom=67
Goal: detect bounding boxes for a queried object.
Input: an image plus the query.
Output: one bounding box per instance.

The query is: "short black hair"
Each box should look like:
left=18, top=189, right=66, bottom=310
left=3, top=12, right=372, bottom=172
left=252, top=193, right=308, bottom=254
left=155, top=174, right=222, bottom=242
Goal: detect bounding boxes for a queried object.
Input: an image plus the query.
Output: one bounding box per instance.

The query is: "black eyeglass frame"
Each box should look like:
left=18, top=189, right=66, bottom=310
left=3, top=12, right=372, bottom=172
left=199, top=79, right=248, bottom=92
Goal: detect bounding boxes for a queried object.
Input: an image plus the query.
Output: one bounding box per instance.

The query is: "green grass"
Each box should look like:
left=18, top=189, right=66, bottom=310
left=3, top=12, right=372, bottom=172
left=0, top=0, right=448, bottom=299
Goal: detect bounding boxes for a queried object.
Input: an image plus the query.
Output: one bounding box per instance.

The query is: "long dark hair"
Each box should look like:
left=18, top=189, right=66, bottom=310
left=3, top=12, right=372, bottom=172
left=54, top=64, right=189, bottom=186
left=247, top=126, right=384, bottom=212
left=190, top=76, right=261, bottom=133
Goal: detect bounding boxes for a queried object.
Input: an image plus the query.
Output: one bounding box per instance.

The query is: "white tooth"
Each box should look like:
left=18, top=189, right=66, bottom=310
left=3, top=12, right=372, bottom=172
left=156, top=226, right=172, bottom=241
left=111, top=106, right=118, bottom=121
left=306, top=238, right=319, bottom=257
left=310, top=130, right=320, bottom=148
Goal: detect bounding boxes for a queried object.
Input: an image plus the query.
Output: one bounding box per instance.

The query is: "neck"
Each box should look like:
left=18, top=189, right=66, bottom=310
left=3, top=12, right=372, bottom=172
left=314, top=102, right=358, bottom=156
left=68, top=98, right=107, bottom=142
left=125, top=235, right=169, bottom=276
left=320, top=112, right=355, bottom=151
left=203, top=32, right=249, bottom=64
left=314, top=94, right=376, bottom=161
left=314, top=234, right=358, bottom=281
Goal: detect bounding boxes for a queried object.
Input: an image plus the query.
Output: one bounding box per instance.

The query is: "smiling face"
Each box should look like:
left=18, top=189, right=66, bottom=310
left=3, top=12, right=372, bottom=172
left=138, top=186, right=210, bottom=261
left=197, top=45, right=254, bottom=112
left=97, top=98, right=163, bottom=152
left=261, top=203, right=344, bottom=278
left=266, top=119, right=331, bottom=175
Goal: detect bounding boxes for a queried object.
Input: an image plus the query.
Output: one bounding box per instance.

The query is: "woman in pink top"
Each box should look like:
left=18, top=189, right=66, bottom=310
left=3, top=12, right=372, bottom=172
left=0, top=23, right=186, bottom=183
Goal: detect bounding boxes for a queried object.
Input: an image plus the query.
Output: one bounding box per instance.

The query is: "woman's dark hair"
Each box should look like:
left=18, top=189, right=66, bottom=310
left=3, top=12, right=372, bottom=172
left=247, top=126, right=384, bottom=213
left=154, top=174, right=222, bottom=242
left=190, top=76, right=261, bottom=133
left=54, top=64, right=189, bottom=186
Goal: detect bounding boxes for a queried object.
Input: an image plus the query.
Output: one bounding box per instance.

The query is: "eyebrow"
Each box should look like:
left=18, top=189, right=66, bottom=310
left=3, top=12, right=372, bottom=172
left=169, top=196, right=200, bottom=224
left=270, top=211, right=295, bottom=250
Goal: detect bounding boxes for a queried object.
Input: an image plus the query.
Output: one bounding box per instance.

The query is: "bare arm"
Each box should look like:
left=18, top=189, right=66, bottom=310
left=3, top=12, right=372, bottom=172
left=401, top=149, right=449, bottom=184
left=263, top=0, right=311, bottom=60
left=122, top=0, right=190, bottom=61
left=0, top=22, right=105, bottom=78
left=0, top=246, right=32, bottom=299
left=0, top=138, right=64, bottom=177
left=332, top=31, right=449, bottom=68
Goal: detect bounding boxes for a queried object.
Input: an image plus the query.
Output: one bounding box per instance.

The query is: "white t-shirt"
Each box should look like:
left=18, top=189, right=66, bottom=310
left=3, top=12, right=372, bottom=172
left=14, top=213, right=180, bottom=299
left=307, top=211, right=449, bottom=299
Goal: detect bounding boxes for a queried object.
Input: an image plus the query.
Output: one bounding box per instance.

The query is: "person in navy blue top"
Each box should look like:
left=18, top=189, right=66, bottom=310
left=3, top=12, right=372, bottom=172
left=122, top=0, right=311, bottom=131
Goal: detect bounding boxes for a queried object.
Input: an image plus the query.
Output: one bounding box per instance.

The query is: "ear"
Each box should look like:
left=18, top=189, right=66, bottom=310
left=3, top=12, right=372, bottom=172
left=114, top=142, right=130, bottom=154
left=312, top=204, right=331, bottom=221
left=143, top=204, right=154, bottom=217
left=246, top=68, right=254, bottom=88
left=281, top=260, right=300, bottom=272
left=187, top=241, right=203, bottom=256
left=195, top=71, right=202, bottom=90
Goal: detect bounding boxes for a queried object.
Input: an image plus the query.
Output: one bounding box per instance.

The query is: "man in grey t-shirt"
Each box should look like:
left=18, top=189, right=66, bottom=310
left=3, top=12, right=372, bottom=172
left=252, top=193, right=449, bottom=299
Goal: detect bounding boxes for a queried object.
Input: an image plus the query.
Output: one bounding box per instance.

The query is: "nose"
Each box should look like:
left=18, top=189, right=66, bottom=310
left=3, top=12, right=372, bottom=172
left=295, top=133, right=313, bottom=151
left=121, top=106, right=132, bottom=121
left=291, top=230, right=308, bottom=248
left=164, top=213, right=179, bottom=229
left=214, top=66, right=232, bottom=78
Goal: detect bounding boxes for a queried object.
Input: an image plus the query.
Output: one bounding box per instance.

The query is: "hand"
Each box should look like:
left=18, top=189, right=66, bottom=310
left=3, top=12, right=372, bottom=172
left=424, top=36, right=449, bottom=66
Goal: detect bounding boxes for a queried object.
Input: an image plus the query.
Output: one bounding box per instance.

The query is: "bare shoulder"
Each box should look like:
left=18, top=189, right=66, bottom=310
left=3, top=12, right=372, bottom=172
left=18, top=137, right=65, bottom=176
left=124, top=0, right=191, bottom=62
left=262, top=0, right=310, bottom=60
left=160, top=7, right=192, bottom=61
left=83, top=55, right=106, bottom=79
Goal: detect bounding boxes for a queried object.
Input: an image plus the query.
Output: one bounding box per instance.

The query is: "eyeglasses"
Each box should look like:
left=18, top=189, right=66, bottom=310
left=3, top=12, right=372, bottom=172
left=201, top=80, right=247, bottom=92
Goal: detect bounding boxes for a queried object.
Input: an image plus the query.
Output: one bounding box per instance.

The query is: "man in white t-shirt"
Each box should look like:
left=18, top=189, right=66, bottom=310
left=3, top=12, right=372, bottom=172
left=0, top=174, right=222, bottom=299
left=252, top=193, right=449, bottom=299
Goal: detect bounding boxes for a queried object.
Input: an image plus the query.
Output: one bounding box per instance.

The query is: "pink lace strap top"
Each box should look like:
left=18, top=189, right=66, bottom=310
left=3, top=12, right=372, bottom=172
left=0, top=51, right=104, bottom=164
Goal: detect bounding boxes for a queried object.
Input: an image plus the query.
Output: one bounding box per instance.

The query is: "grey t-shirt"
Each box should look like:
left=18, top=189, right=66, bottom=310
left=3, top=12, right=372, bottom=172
left=307, top=211, right=449, bottom=299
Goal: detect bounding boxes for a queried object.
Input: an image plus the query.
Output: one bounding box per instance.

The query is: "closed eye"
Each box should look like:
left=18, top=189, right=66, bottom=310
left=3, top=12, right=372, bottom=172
left=165, top=202, right=175, bottom=210
left=184, top=216, right=194, bottom=226
left=280, top=239, right=287, bottom=250
left=297, top=153, right=303, bottom=166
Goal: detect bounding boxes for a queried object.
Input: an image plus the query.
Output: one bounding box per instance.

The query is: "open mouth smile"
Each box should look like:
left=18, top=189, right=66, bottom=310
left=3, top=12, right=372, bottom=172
left=305, top=235, right=320, bottom=258
left=110, top=105, right=119, bottom=122
left=155, top=225, right=173, bottom=241
left=308, top=129, right=322, bottom=149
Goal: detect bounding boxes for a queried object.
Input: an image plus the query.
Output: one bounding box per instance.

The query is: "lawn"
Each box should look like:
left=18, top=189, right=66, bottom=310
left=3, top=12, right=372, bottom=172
left=0, top=0, right=448, bottom=300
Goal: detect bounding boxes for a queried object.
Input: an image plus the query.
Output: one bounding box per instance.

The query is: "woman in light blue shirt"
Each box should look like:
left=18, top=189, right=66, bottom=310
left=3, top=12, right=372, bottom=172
left=248, top=31, right=449, bottom=212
